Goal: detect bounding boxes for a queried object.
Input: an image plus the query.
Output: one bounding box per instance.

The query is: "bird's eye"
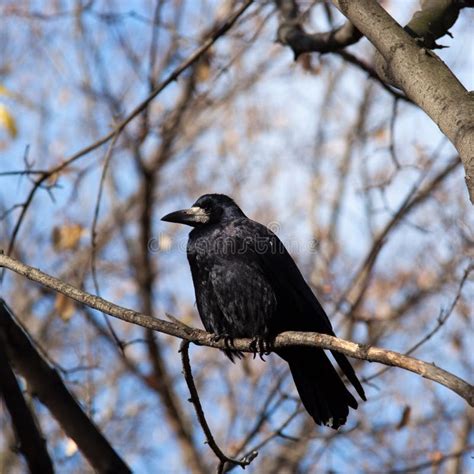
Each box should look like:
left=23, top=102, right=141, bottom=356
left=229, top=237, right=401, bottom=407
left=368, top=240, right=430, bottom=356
left=200, top=199, right=213, bottom=211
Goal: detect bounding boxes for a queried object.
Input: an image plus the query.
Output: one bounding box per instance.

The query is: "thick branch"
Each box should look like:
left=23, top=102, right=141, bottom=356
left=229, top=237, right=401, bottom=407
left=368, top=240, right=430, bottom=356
left=275, top=0, right=362, bottom=58
left=332, top=0, right=474, bottom=202
left=404, top=0, right=466, bottom=49
left=0, top=299, right=131, bottom=474
left=1, top=254, right=472, bottom=406
left=273, top=1, right=474, bottom=200
left=0, top=341, right=54, bottom=474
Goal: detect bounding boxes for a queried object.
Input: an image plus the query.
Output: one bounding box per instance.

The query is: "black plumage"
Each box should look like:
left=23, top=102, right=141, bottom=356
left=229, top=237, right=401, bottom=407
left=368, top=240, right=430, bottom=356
left=162, top=194, right=366, bottom=429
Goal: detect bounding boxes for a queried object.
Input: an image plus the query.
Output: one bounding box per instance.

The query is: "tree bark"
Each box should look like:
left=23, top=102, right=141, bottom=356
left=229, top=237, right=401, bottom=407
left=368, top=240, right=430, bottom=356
left=0, top=300, right=131, bottom=474
left=332, top=0, right=474, bottom=203
left=0, top=342, right=54, bottom=474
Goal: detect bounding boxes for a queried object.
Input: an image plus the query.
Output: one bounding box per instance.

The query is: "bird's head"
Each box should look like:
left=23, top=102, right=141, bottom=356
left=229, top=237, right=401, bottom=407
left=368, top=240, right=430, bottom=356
left=161, top=194, right=245, bottom=227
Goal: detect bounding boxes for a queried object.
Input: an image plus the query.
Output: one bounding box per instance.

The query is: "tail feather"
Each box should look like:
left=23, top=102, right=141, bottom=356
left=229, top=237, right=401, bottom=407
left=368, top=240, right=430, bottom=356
left=331, top=350, right=367, bottom=401
left=278, top=348, right=361, bottom=429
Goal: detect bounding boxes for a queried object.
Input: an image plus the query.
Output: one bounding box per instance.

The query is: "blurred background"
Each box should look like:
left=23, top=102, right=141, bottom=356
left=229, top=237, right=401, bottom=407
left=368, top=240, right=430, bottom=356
left=0, top=1, right=472, bottom=472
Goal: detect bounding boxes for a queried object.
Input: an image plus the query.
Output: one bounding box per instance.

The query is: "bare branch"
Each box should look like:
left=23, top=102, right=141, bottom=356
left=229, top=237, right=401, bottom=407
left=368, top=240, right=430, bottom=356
left=90, top=133, right=124, bottom=351
left=332, top=0, right=474, bottom=202
left=1, top=254, right=472, bottom=406
left=275, top=0, right=362, bottom=57
left=335, top=50, right=413, bottom=103
left=338, top=155, right=461, bottom=317
left=404, top=0, right=468, bottom=49
left=0, top=299, right=131, bottom=474
left=3, top=0, right=255, bottom=258
left=0, top=342, right=54, bottom=474
left=180, top=341, right=258, bottom=473
left=363, top=263, right=473, bottom=383
left=388, top=445, right=474, bottom=473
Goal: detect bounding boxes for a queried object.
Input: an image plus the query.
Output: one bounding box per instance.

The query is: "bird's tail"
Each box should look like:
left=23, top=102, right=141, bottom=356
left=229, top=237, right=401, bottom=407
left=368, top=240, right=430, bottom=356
left=278, top=348, right=360, bottom=429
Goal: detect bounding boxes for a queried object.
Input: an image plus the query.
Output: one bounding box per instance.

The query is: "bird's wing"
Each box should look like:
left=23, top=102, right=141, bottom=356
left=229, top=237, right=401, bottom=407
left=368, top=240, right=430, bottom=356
left=232, top=218, right=334, bottom=334
left=233, top=219, right=366, bottom=400
left=208, top=259, right=277, bottom=338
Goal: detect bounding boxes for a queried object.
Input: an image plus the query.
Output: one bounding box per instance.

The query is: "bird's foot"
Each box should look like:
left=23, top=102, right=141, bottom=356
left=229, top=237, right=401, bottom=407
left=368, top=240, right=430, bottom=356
left=212, top=333, right=235, bottom=351
left=212, top=333, right=244, bottom=362
left=249, top=336, right=272, bottom=361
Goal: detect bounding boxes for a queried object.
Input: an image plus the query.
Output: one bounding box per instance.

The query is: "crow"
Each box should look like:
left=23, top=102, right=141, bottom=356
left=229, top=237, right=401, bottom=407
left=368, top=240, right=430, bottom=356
left=162, top=193, right=366, bottom=429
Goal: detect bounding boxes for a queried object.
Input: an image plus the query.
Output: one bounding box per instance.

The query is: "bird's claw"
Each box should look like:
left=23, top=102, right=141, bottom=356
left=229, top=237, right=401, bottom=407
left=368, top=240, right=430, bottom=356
left=212, top=333, right=244, bottom=362
left=249, top=336, right=272, bottom=361
left=212, top=333, right=235, bottom=350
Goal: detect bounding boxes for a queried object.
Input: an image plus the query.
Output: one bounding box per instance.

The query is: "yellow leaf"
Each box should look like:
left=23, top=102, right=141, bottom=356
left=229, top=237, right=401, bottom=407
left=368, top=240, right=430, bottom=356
left=52, top=223, right=84, bottom=251
left=0, top=104, right=17, bottom=138
left=196, top=61, right=211, bottom=82
left=55, top=293, right=75, bottom=322
left=0, top=85, right=12, bottom=97
left=196, top=52, right=212, bottom=83
left=372, top=126, right=387, bottom=142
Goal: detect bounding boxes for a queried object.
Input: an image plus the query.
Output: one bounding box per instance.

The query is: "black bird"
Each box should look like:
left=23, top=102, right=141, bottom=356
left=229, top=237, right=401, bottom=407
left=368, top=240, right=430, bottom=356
left=162, top=194, right=366, bottom=429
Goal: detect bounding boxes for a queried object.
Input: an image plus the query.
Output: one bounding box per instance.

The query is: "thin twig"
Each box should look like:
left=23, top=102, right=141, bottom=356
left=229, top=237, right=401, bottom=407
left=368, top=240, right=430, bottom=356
left=388, top=96, right=401, bottom=169
left=336, top=50, right=413, bottom=103
left=226, top=408, right=302, bottom=472
left=388, top=445, right=474, bottom=474
left=90, top=133, right=124, bottom=351
left=4, top=0, right=255, bottom=260
left=336, top=155, right=460, bottom=319
left=180, top=341, right=258, bottom=473
left=362, top=263, right=473, bottom=383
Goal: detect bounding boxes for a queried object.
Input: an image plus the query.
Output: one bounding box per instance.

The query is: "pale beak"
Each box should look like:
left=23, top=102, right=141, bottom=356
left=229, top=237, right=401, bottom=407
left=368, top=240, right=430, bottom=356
left=161, top=206, right=209, bottom=227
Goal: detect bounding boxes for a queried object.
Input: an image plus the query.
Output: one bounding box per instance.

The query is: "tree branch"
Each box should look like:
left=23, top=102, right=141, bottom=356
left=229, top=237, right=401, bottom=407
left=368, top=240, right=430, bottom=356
left=273, top=1, right=474, bottom=200
left=0, top=299, right=131, bottom=474
left=275, top=0, right=362, bottom=57
left=388, top=445, right=474, bottom=473
left=3, top=0, right=255, bottom=259
left=180, top=341, right=258, bottom=473
left=404, top=0, right=469, bottom=49
left=331, top=0, right=474, bottom=202
left=274, top=0, right=411, bottom=102
left=1, top=254, right=472, bottom=406
left=0, top=341, right=54, bottom=474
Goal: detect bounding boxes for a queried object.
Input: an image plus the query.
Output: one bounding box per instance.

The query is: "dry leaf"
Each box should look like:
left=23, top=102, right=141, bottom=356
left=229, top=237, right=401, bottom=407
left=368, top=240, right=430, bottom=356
left=196, top=52, right=212, bottom=82
left=0, top=103, right=17, bottom=138
left=46, top=171, right=60, bottom=187
left=298, top=53, right=319, bottom=73
left=55, top=293, right=75, bottom=321
left=0, top=85, right=12, bottom=97
left=372, top=126, right=387, bottom=142
left=430, top=451, right=443, bottom=464
left=396, top=405, right=411, bottom=430
left=52, top=223, right=84, bottom=251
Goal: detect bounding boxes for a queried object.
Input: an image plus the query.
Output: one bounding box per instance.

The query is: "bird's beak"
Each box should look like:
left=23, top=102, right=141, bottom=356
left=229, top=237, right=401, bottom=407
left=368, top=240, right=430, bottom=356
left=161, top=206, right=209, bottom=226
